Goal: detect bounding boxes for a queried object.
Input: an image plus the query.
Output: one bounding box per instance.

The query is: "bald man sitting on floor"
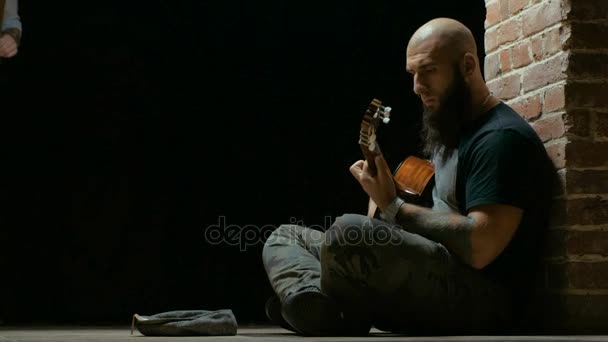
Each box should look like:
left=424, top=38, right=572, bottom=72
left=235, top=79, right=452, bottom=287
left=261, top=17, right=555, bottom=336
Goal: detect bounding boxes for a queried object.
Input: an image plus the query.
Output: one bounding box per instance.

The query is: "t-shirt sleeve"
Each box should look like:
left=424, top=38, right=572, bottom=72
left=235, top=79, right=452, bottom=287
left=463, top=129, right=534, bottom=212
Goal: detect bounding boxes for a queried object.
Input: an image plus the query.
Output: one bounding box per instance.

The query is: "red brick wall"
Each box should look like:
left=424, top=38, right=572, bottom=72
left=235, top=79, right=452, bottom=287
left=484, top=0, right=608, bottom=333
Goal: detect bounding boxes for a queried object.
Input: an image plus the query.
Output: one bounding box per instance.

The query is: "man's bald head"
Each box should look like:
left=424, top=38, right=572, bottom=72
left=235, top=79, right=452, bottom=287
left=407, top=18, right=477, bottom=65
left=405, top=18, right=491, bottom=158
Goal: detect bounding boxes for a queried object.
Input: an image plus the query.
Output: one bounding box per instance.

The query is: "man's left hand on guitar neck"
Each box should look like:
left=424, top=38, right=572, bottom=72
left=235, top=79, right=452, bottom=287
left=349, top=154, right=398, bottom=214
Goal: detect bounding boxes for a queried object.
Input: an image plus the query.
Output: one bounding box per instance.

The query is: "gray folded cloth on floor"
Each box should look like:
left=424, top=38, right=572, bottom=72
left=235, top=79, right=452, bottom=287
left=131, top=309, right=238, bottom=336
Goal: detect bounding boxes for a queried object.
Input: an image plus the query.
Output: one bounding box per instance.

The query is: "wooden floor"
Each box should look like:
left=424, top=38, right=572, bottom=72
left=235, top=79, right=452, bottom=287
left=1, top=325, right=608, bottom=342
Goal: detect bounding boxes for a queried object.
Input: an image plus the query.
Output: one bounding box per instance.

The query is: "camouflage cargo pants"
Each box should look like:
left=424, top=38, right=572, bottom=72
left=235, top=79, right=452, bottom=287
left=262, top=213, right=513, bottom=334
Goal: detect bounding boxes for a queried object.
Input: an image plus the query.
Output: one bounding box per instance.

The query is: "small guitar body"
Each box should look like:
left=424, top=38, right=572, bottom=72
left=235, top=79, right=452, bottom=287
left=359, top=99, right=435, bottom=218
left=392, top=156, right=435, bottom=207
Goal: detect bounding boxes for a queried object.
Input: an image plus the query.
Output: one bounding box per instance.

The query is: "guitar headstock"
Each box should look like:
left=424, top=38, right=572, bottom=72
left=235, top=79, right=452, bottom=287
left=359, top=98, right=392, bottom=175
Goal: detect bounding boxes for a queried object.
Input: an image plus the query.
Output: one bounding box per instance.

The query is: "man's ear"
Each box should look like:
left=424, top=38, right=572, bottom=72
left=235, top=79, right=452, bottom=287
left=463, top=52, right=477, bottom=77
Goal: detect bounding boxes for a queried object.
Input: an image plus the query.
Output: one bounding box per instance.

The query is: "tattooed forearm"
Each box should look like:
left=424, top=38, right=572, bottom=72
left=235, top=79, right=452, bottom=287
left=395, top=203, right=476, bottom=265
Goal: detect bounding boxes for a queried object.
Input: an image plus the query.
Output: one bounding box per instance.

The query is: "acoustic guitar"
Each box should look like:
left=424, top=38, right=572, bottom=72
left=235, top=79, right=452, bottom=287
left=358, top=98, right=435, bottom=218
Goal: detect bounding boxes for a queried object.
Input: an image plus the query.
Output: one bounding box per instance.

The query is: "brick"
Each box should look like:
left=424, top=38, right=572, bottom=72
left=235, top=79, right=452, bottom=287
left=545, top=140, right=566, bottom=169
left=563, top=109, right=590, bottom=138
left=484, top=52, right=501, bottom=81
left=555, top=169, right=567, bottom=197
left=545, top=229, right=608, bottom=257
left=569, top=0, right=608, bottom=21
left=497, top=18, right=521, bottom=47
left=544, top=27, right=563, bottom=57
left=500, top=49, right=512, bottom=73
left=530, top=35, right=543, bottom=62
left=522, top=53, right=568, bottom=92
left=522, top=4, right=546, bottom=37
left=509, top=0, right=528, bottom=15
left=559, top=24, right=572, bottom=50
left=522, top=0, right=564, bottom=37
left=512, top=42, right=532, bottom=68
left=499, top=0, right=510, bottom=21
left=565, top=82, right=608, bottom=108
left=567, top=140, right=608, bottom=167
left=485, top=28, right=499, bottom=53
left=486, top=1, right=502, bottom=28
left=566, top=196, right=608, bottom=225
left=532, top=114, right=565, bottom=142
left=548, top=262, right=608, bottom=289
left=568, top=262, right=608, bottom=288
left=488, top=73, right=521, bottom=100
left=510, top=94, right=542, bottom=120
left=543, top=85, right=565, bottom=113
left=570, top=23, right=608, bottom=50
left=567, top=170, right=608, bottom=194
left=598, top=113, right=608, bottom=139
left=569, top=52, right=608, bottom=79
left=566, top=230, right=608, bottom=256
left=546, top=230, right=608, bottom=257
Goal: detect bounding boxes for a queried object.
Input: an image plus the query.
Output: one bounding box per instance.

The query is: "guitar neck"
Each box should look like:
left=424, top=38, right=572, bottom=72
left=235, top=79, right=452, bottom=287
left=359, top=98, right=391, bottom=177
left=360, top=143, right=381, bottom=176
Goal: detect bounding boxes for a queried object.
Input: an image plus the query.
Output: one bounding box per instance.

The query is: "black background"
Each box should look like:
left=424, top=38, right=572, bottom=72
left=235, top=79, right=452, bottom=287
left=0, top=0, right=485, bottom=325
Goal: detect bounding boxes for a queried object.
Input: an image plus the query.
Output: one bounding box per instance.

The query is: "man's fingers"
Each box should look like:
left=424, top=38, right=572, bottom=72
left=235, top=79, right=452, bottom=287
left=350, top=160, right=365, bottom=171
left=0, top=38, right=10, bottom=50
left=0, top=41, right=15, bottom=55
left=361, top=159, right=371, bottom=174
left=349, top=160, right=365, bottom=180
left=0, top=45, right=17, bottom=58
left=0, top=36, right=17, bottom=54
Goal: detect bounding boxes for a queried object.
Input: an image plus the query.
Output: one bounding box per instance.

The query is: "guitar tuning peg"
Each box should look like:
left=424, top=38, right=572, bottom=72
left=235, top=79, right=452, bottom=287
left=384, top=106, right=392, bottom=113
left=382, top=117, right=390, bottom=124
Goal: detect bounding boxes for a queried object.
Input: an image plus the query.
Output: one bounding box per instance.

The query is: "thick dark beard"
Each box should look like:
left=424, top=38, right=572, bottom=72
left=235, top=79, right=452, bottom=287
left=420, top=67, right=473, bottom=160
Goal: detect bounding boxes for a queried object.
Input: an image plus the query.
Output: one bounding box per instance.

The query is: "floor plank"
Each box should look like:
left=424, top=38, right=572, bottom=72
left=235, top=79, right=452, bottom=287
left=1, top=326, right=608, bottom=342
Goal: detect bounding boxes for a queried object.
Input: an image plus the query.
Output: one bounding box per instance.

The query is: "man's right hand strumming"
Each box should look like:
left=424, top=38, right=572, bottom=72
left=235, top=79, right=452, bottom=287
left=0, top=33, right=18, bottom=58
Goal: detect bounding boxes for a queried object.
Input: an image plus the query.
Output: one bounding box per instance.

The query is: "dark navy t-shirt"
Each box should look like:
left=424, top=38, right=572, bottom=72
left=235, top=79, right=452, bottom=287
left=455, top=102, right=554, bottom=309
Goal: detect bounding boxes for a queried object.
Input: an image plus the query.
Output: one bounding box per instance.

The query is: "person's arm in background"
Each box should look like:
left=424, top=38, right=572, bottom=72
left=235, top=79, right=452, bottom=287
left=0, top=0, right=22, bottom=58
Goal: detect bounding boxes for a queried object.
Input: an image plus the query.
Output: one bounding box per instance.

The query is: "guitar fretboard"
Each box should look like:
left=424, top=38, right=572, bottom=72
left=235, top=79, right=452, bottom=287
left=358, top=98, right=391, bottom=175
